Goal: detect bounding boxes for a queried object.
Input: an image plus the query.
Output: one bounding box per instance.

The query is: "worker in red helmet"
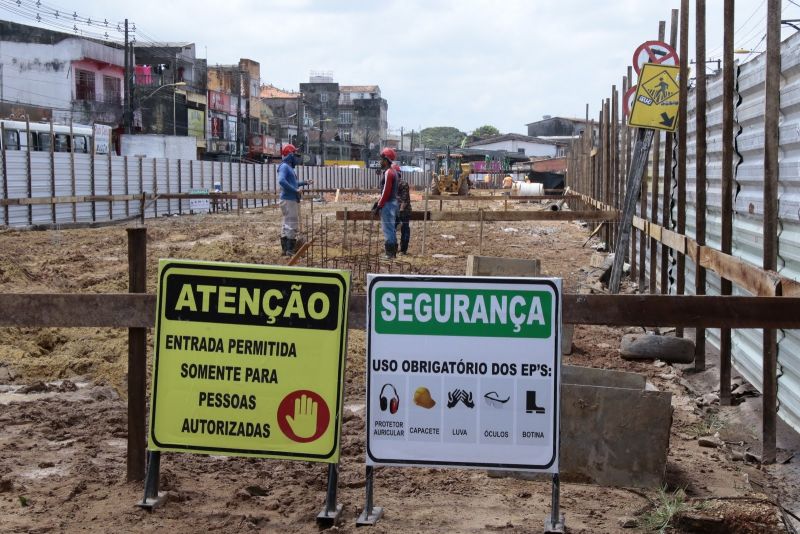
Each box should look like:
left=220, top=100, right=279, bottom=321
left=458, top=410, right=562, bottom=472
left=371, top=147, right=399, bottom=259
left=278, top=144, right=312, bottom=256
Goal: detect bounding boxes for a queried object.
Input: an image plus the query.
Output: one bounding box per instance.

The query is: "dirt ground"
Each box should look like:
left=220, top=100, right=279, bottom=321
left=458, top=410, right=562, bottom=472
left=0, top=195, right=792, bottom=533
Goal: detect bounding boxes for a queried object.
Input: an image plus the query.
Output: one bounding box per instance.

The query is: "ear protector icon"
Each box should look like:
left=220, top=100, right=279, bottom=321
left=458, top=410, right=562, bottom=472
left=379, top=383, right=399, bottom=414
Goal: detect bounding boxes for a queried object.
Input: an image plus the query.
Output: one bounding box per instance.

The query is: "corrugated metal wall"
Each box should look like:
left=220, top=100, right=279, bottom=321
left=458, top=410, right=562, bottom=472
left=639, top=31, right=800, bottom=433
left=0, top=154, right=428, bottom=227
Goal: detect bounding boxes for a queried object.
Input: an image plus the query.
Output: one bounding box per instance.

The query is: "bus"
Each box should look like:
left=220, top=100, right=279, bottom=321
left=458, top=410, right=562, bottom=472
left=0, top=120, right=95, bottom=154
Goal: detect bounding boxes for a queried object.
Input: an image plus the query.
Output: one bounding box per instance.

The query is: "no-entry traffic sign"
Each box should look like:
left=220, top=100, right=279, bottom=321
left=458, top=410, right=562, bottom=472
left=633, top=40, right=679, bottom=75
left=366, top=275, right=562, bottom=472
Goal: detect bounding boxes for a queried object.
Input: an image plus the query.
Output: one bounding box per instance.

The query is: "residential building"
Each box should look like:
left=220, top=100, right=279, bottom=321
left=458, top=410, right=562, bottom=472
left=260, top=84, right=300, bottom=147
left=526, top=115, right=592, bottom=138
left=465, top=133, right=567, bottom=158
left=0, top=20, right=124, bottom=127
left=207, top=59, right=268, bottom=160
left=133, top=42, right=208, bottom=157
left=261, top=74, right=389, bottom=165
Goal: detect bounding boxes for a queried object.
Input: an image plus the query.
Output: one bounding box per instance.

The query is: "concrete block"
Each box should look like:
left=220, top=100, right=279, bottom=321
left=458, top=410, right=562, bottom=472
left=490, top=366, right=671, bottom=488
left=562, top=365, right=646, bottom=390
left=466, top=255, right=540, bottom=277
left=621, top=334, right=695, bottom=363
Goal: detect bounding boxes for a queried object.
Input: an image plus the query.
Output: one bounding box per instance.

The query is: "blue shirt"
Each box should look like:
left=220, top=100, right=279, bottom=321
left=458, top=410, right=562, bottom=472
left=278, top=155, right=309, bottom=201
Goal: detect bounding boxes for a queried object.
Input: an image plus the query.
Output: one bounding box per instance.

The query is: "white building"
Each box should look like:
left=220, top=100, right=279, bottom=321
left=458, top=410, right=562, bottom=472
left=0, top=20, right=125, bottom=126
left=465, top=133, right=567, bottom=158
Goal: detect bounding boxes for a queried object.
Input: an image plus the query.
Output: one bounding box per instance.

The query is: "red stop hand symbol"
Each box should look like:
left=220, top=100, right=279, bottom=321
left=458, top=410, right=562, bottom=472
left=277, top=390, right=330, bottom=443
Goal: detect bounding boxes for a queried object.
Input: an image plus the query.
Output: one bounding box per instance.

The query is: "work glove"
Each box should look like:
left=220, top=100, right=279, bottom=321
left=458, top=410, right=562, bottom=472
left=371, top=202, right=381, bottom=217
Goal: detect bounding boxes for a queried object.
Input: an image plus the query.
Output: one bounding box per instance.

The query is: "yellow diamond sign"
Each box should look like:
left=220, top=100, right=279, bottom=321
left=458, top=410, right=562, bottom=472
left=629, top=63, right=680, bottom=132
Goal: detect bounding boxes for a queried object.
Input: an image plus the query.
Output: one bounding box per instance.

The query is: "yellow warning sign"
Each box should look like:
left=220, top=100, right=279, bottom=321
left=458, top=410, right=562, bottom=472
left=629, top=63, right=680, bottom=132
left=148, top=259, right=350, bottom=463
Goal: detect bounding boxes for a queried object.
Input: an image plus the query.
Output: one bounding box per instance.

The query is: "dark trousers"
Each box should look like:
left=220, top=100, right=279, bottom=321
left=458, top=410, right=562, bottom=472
left=396, top=213, right=410, bottom=252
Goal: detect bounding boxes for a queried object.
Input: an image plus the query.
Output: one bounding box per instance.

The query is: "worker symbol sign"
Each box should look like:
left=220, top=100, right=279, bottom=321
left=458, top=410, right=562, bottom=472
left=365, top=275, right=562, bottom=472
left=629, top=63, right=681, bottom=133
left=148, top=259, right=350, bottom=463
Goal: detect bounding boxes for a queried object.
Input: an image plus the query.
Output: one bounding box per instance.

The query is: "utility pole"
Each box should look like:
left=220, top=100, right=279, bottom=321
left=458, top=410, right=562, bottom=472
left=400, top=126, right=404, bottom=151
left=124, top=19, right=131, bottom=134
left=297, top=93, right=303, bottom=152
left=320, top=110, right=326, bottom=166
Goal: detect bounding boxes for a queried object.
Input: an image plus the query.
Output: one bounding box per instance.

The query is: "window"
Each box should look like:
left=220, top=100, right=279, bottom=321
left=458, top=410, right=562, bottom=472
left=338, top=129, right=351, bottom=142
left=340, top=92, right=351, bottom=104
left=339, top=111, right=352, bottom=124
left=320, top=92, right=328, bottom=103
left=54, top=134, right=71, bottom=152
left=103, top=76, right=121, bottom=104
left=75, top=69, right=96, bottom=101
left=73, top=136, right=88, bottom=153
left=2, top=129, right=20, bottom=150
left=36, top=132, right=52, bottom=151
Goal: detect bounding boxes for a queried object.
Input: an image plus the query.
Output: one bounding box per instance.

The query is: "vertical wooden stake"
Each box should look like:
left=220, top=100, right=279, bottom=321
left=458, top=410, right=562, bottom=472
left=49, top=120, right=56, bottom=223
left=25, top=117, right=32, bottom=225
left=127, top=227, right=147, bottom=482
left=694, top=0, right=708, bottom=370
left=719, top=0, right=735, bottom=406
left=761, top=0, right=781, bottom=464
left=479, top=208, right=484, bottom=255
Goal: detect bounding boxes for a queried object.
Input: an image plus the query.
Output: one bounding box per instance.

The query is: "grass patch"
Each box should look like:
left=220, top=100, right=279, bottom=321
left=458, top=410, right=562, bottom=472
left=686, top=412, right=725, bottom=438
left=640, top=487, right=689, bottom=532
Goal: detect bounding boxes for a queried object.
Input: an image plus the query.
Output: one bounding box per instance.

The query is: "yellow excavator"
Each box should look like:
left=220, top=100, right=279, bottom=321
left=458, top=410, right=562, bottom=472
left=430, top=151, right=471, bottom=196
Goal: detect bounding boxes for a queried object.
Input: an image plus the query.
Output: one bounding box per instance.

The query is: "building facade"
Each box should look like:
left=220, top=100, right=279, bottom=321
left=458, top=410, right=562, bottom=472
left=0, top=20, right=124, bottom=127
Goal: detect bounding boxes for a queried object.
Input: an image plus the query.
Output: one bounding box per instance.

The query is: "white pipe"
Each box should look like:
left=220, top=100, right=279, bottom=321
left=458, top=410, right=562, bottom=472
left=511, top=182, right=544, bottom=196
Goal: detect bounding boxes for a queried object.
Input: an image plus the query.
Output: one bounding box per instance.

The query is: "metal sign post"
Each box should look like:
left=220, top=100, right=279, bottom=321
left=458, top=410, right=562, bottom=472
left=608, top=128, right=656, bottom=293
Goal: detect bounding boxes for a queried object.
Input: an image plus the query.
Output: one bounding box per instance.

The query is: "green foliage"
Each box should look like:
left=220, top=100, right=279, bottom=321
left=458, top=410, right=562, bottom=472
left=686, top=412, right=725, bottom=438
left=640, top=487, right=701, bottom=532
left=420, top=127, right=466, bottom=150
left=471, top=125, right=500, bottom=139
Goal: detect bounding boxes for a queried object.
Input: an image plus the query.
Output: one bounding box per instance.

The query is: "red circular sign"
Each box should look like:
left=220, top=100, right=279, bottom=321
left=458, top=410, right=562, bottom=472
left=632, top=40, right=679, bottom=75
left=277, top=390, right=330, bottom=443
left=623, top=85, right=637, bottom=118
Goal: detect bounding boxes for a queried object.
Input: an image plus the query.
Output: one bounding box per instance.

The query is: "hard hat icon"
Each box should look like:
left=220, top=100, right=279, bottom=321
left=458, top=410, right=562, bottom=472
left=413, top=387, right=436, bottom=409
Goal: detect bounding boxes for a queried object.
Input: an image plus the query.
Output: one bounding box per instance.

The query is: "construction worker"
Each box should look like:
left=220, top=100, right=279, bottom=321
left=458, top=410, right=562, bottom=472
left=278, top=144, right=312, bottom=256
left=371, top=147, right=399, bottom=259
left=393, top=162, right=412, bottom=255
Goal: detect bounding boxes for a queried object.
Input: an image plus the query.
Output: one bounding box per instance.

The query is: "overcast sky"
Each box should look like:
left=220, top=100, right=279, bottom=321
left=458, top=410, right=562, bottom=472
left=2, top=0, right=798, bottom=134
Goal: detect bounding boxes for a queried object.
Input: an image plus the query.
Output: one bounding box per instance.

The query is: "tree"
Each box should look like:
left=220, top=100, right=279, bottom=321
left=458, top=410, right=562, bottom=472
left=471, top=125, right=500, bottom=140
left=420, top=126, right=466, bottom=149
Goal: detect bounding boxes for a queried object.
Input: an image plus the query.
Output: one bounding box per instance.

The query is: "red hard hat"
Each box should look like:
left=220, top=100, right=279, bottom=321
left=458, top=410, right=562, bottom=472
left=281, top=144, right=297, bottom=157
left=380, top=147, right=397, bottom=161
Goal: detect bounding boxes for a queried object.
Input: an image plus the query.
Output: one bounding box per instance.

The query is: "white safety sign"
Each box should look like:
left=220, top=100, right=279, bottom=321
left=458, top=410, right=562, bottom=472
left=365, top=275, right=562, bottom=472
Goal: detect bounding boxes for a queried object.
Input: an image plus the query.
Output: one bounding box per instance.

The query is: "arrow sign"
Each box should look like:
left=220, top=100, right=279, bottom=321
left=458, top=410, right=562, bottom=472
left=659, top=113, right=675, bottom=128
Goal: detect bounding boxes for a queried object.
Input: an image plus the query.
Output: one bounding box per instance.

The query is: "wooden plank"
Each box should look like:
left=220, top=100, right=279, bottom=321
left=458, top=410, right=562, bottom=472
left=0, top=194, right=147, bottom=206
left=4, top=293, right=800, bottom=330
left=466, top=255, right=541, bottom=277
left=695, top=0, right=709, bottom=371
left=0, top=294, right=156, bottom=327
left=661, top=228, right=686, bottom=254
left=562, top=295, right=800, bottom=328
left=632, top=215, right=647, bottom=231
left=699, top=246, right=781, bottom=297
left=336, top=210, right=619, bottom=222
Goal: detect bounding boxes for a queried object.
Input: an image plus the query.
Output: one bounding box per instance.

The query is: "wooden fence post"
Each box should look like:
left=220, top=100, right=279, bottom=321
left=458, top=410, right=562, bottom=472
left=126, top=227, right=147, bottom=482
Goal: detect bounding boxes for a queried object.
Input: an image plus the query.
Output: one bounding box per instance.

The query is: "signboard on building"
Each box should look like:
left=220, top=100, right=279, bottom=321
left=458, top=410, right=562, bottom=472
left=148, top=260, right=351, bottom=462
left=93, top=124, right=112, bottom=155
left=628, top=63, right=680, bottom=132
left=188, top=110, right=206, bottom=142
left=366, top=275, right=562, bottom=471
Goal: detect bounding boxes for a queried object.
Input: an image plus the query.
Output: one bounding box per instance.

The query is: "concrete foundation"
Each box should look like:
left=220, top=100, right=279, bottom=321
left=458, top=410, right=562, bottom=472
left=490, top=365, right=672, bottom=488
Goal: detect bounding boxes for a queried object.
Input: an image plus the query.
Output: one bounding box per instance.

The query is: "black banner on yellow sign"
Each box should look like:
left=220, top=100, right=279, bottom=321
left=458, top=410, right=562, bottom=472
left=629, top=63, right=680, bottom=133
left=148, top=259, right=350, bottom=462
